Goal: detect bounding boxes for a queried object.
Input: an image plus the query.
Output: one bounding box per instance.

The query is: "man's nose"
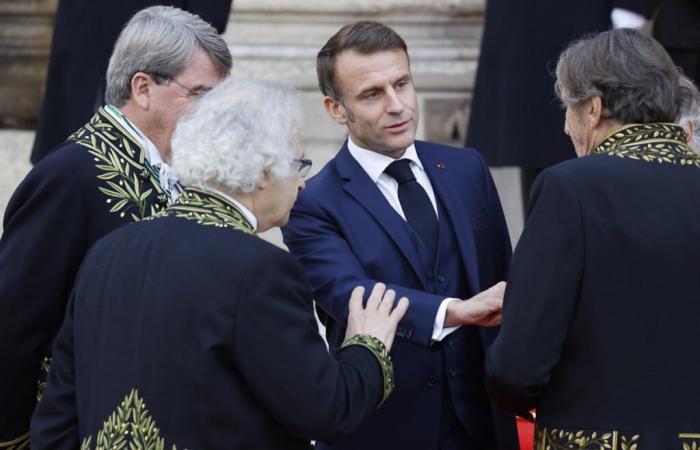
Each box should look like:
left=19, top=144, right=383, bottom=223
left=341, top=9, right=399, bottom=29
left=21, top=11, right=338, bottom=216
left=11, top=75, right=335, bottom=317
left=386, top=88, right=403, bottom=114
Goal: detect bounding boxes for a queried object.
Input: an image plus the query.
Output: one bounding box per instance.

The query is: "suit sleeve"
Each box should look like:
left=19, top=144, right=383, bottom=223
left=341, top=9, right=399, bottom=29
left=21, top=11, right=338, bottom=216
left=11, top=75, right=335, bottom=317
left=0, top=162, right=86, bottom=442
left=476, top=150, right=512, bottom=285
left=283, top=192, right=447, bottom=347
left=230, top=248, right=385, bottom=443
left=29, top=293, right=80, bottom=450
left=485, top=168, right=584, bottom=415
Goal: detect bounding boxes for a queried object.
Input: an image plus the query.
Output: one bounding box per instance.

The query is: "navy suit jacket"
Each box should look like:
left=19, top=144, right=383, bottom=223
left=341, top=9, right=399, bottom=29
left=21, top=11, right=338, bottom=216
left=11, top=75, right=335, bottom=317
left=283, top=140, right=517, bottom=450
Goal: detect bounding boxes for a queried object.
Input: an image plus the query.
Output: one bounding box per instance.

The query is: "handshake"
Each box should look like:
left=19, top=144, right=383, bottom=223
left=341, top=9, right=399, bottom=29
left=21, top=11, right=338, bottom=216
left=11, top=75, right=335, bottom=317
left=344, top=281, right=506, bottom=352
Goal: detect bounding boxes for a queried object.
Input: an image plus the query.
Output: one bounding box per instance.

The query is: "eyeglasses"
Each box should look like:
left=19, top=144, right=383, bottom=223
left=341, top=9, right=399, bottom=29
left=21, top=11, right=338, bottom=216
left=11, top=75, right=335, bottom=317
left=169, top=78, right=212, bottom=99
left=294, top=158, right=313, bottom=178
left=147, top=72, right=211, bottom=99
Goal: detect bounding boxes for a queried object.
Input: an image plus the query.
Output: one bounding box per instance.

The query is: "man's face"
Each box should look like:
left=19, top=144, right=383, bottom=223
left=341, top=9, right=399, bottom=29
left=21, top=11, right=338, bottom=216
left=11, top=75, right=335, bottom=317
left=150, top=49, right=223, bottom=159
left=327, top=49, right=418, bottom=158
left=259, top=139, right=307, bottom=232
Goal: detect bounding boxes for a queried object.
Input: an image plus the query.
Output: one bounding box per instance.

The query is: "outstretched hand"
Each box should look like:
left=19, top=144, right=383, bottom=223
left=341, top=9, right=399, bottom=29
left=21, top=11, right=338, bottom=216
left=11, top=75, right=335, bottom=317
left=345, top=283, right=409, bottom=351
left=444, top=281, right=505, bottom=327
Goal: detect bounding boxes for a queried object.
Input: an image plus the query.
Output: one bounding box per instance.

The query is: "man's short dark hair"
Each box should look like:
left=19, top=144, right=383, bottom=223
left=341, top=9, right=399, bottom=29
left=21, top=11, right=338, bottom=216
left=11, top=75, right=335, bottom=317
left=317, top=21, right=408, bottom=101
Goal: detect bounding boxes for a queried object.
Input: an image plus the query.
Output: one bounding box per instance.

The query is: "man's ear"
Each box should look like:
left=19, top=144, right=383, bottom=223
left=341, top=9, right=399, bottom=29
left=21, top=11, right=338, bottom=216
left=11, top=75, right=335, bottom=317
left=588, top=96, right=604, bottom=128
left=130, top=72, right=153, bottom=110
left=684, top=121, right=694, bottom=145
left=323, top=96, right=348, bottom=125
left=257, top=168, right=271, bottom=190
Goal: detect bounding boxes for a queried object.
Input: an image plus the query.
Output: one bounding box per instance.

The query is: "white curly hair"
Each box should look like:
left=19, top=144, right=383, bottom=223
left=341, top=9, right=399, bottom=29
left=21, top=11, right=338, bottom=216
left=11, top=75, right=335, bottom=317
left=171, top=77, right=301, bottom=192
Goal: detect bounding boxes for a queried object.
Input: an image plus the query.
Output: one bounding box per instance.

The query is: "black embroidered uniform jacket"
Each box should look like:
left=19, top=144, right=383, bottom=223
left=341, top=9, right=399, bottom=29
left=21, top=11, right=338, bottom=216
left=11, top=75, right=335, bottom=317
left=0, top=108, right=167, bottom=447
left=485, top=124, right=700, bottom=449
left=30, top=188, right=389, bottom=450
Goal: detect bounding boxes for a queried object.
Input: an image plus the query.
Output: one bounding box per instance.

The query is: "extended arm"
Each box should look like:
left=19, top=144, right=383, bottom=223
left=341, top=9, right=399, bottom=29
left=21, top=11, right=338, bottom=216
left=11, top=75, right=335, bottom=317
left=231, top=250, right=403, bottom=443
left=485, top=169, right=584, bottom=415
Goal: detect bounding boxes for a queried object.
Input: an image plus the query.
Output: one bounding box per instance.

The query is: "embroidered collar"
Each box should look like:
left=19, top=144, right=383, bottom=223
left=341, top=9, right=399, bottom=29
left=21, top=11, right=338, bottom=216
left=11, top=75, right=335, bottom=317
left=161, top=187, right=255, bottom=234
left=593, top=123, right=700, bottom=167
left=69, top=108, right=169, bottom=220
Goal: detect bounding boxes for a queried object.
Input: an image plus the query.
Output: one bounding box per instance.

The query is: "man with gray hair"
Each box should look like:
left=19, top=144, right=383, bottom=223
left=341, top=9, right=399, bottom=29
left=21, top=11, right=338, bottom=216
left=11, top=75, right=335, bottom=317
left=0, top=6, right=231, bottom=446
left=31, top=77, right=408, bottom=450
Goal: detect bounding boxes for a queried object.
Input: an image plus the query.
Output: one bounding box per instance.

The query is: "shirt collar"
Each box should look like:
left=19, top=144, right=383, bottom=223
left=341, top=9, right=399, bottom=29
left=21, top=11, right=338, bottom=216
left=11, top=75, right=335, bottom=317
left=104, top=104, right=163, bottom=166
left=200, top=186, right=258, bottom=232
left=347, top=137, right=423, bottom=183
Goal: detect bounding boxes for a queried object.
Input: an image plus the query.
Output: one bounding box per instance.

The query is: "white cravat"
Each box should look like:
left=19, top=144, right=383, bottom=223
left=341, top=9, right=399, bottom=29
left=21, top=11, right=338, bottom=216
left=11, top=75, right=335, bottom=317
left=347, top=138, right=459, bottom=341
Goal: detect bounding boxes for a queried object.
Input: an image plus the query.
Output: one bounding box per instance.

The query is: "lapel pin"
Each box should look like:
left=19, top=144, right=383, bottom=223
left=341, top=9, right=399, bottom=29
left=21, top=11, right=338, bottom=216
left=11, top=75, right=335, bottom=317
left=436, top=163, right=445, bottom=169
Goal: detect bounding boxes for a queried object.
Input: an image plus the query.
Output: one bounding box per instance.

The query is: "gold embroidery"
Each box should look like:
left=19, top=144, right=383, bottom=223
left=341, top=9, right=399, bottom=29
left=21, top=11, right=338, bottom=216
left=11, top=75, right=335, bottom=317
left=36, top=355, right=51, bottom=401
left=151, top=187, right=255, bottom=234
left=69, top=108, right=166, bottom=221
left=0, top=433, right=29, bottom=450
left=341, top=334, right=395, bottom=407
left=593, top=123, right=700, bottom=168
left=680, top=433, right=700, bottom=450
left=80, top=389, right=184, bottom=450
left=535, top=427, right=639, bottom=450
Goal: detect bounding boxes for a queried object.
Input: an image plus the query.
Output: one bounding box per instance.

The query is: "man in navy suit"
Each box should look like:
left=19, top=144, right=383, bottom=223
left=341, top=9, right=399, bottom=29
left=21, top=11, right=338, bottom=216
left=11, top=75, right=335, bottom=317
left=282, top=21, right=518, bottom=450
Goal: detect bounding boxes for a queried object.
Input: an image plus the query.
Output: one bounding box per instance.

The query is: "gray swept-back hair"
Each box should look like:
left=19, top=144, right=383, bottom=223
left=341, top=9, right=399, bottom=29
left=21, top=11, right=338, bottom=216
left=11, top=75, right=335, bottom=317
left=555, top=29, right=680, bottom=124
left=678, top=74, right=700, bottom=152
left=105, top=6, right=232, bottom=106
left=171, top=77, right=301, bottom=193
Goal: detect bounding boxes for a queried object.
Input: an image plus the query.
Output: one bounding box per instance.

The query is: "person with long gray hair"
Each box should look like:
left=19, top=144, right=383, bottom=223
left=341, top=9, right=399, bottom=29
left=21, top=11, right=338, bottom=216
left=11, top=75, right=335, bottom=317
left=31, top=77, right=408, bottom=450
left=0, top=6, right=231, bottom=447
left=486, top=28, right=700, bottom=449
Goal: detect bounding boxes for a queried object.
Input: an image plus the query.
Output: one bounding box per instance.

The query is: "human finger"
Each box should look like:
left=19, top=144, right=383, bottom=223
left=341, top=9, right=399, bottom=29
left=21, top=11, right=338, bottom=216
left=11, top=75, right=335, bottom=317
left=377, top=288, right=396, bottom=314
left=365, top=282, right=385, bottom=311
left=348, top=286, right=365, bottom=315
left=389, top=297, right=409, bottom=323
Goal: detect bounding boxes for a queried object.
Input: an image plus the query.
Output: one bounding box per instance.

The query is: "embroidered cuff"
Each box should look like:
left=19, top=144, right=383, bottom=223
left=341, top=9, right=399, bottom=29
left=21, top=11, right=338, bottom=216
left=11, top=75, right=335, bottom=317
left=0, top=432, right=29, bottom=449
left=341, top=334, right=394, bottom=407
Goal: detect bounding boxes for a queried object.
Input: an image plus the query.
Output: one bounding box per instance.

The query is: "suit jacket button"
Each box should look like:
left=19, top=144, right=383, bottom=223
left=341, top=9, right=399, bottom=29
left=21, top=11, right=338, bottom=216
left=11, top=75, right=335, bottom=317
left=437, top=274, right=447, bottom=283
left=427, top=376, right=439, bottom=388
left=449, top=369, right=458, bottom=377
left=446, top=339, right=454, bottom=347
left=396, top=327, right=406, bottom=338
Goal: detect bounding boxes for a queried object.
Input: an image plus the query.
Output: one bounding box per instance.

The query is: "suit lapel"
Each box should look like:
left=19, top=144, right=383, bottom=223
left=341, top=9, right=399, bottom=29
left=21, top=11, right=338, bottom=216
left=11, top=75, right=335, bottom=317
left=417, top=143, right=481, bottom=293
left=335, top=143, right=430, bottom=290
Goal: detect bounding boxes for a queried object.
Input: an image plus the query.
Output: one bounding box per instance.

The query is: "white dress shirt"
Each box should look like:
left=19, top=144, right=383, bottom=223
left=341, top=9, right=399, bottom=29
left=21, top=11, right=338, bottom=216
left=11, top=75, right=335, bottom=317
left=204, top=187, right=258, bottom=232
left=611, top=8, right=648, bottom=29
left=347, top=138, right=459, bottom=341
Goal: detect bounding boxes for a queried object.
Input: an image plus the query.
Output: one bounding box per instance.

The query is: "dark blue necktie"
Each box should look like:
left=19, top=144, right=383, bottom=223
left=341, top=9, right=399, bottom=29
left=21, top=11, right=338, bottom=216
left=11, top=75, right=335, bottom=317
left=384, top=159, right=439, bottom=257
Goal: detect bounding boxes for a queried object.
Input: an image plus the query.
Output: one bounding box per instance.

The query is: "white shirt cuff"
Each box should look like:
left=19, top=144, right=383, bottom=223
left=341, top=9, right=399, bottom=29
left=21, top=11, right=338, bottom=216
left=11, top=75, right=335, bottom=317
left=432, top=298, right=460, bottom=341
left=611, top=8, right=647, bottom=29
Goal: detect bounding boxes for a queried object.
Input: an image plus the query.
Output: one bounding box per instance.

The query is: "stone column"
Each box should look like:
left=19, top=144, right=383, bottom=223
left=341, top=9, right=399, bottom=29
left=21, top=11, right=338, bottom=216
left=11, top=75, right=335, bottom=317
left=223, top=0, right=495, bottom=245
left=0, top=0, right=57, bottom=128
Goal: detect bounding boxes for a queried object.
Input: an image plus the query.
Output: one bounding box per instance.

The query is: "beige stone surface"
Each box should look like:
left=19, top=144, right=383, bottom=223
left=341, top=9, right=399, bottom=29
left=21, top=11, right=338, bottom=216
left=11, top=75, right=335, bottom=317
left=0, top=130, right=33, bottom=234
